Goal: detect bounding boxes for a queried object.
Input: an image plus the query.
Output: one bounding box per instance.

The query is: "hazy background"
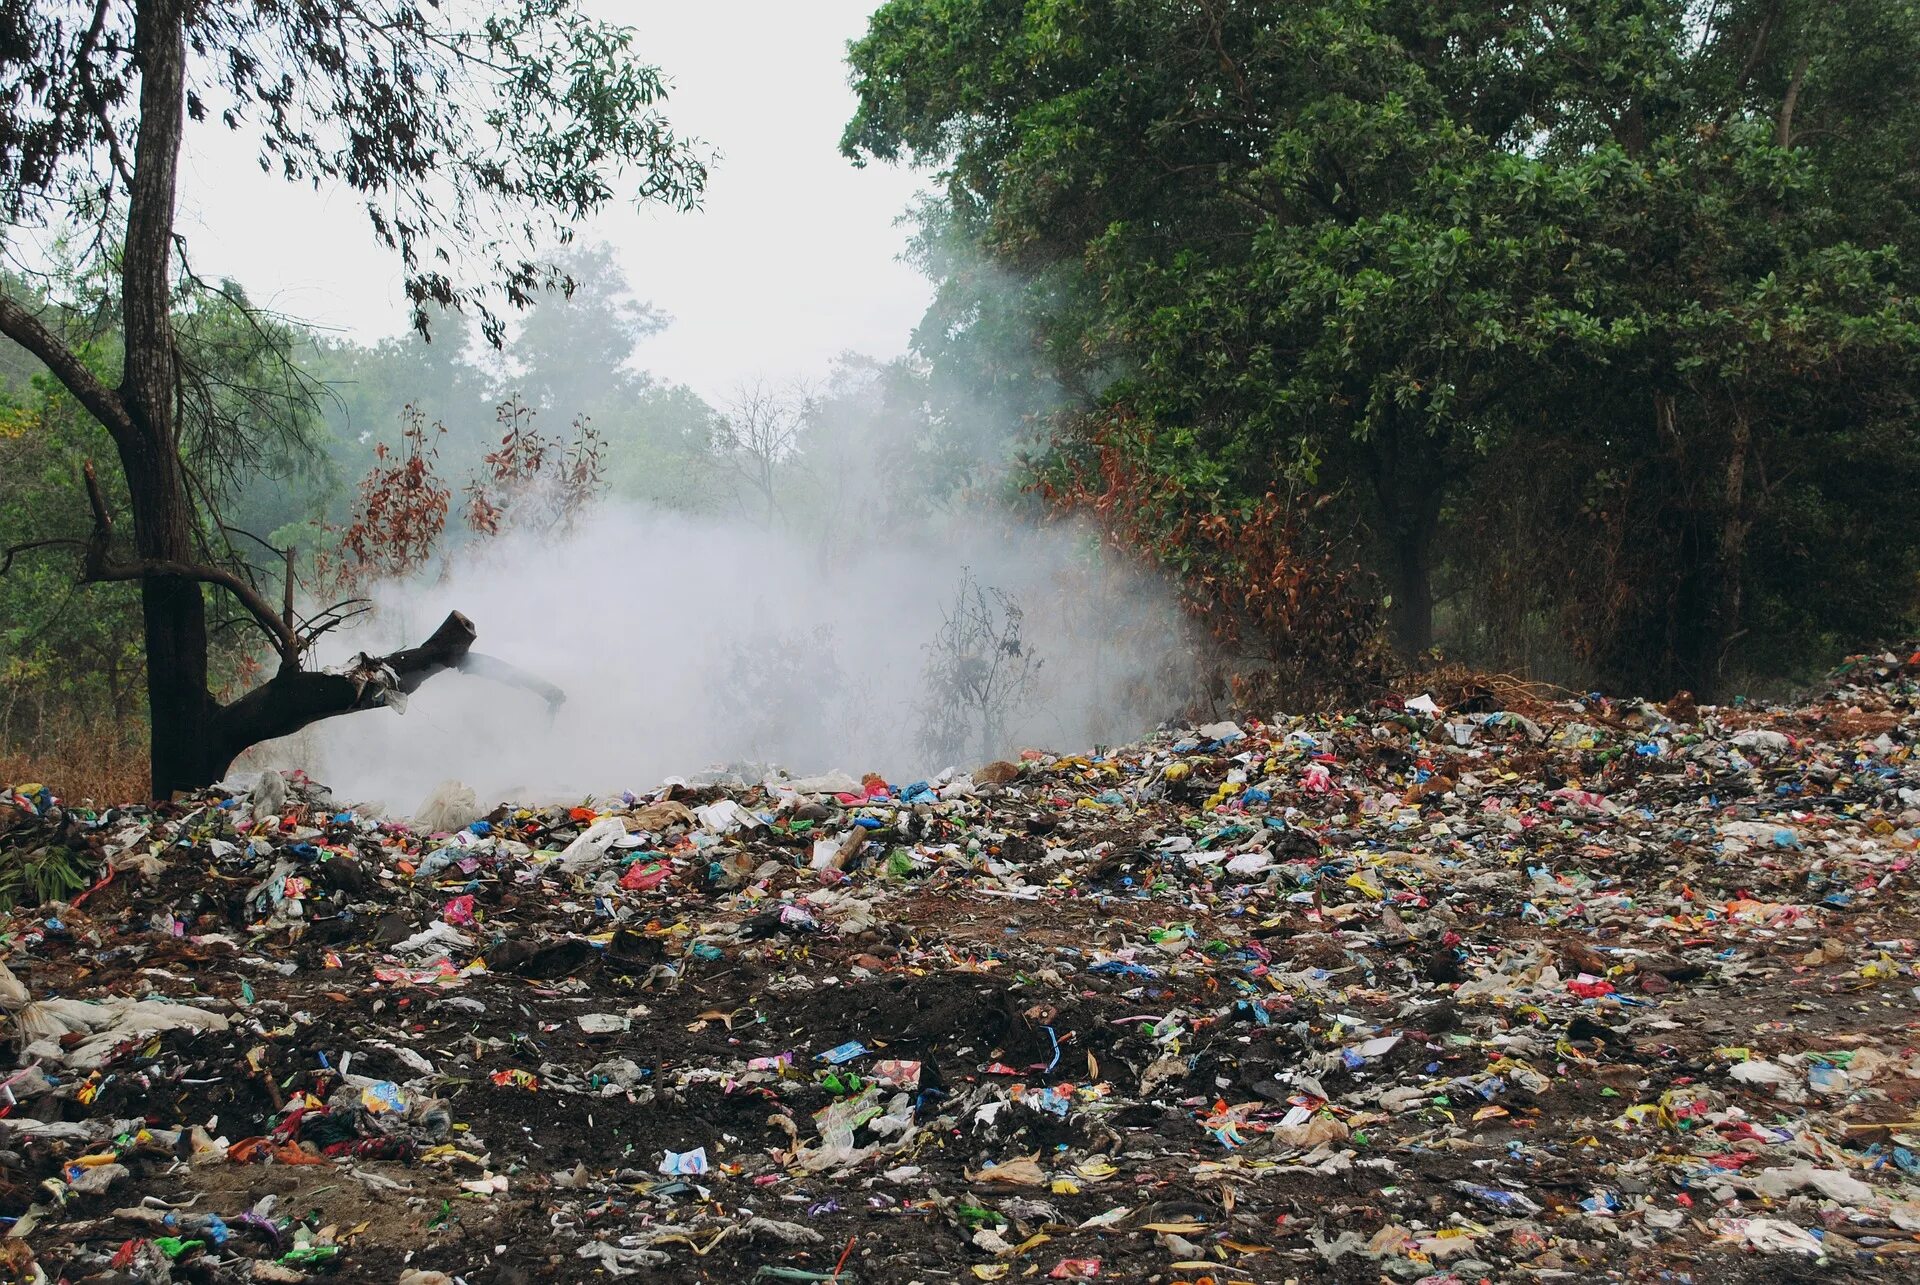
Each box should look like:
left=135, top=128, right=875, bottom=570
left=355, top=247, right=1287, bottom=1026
left=172, top=0, right=931, bottom=404
left=118, top=1, right=1180, bottom=804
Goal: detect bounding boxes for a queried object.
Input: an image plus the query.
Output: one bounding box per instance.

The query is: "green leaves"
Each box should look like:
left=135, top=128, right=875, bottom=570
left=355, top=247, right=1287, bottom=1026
left=849, top=0, right=1920, bottom=689
left=1, top=2, right=709, bottom=348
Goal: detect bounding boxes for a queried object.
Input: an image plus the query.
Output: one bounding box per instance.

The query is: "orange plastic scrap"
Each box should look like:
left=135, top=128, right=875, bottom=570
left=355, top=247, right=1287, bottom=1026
left=227, top=1136, right=328, bottom=1165
left=226, top=1136, right=270, bottom=1163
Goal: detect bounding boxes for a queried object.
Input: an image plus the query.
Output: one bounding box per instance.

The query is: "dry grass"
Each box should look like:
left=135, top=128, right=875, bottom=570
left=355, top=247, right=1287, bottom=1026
left=0, top=726, right=148, bottom=806
left=1399, top=657, right=1588, bottom=707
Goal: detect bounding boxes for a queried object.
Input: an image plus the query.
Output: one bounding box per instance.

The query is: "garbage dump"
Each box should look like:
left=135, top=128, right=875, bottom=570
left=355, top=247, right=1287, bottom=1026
left=2, top=653, right=1920, bottom=1282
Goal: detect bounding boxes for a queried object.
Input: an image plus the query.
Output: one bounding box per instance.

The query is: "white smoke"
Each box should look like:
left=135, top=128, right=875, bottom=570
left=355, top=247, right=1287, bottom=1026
left=255, top=502, right=1190, bottom=809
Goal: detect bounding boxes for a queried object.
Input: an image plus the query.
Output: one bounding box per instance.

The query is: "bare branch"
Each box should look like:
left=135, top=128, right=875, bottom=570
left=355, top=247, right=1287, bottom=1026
left=0, top=537, right=87, bottom=576
left=78, top=460, right=299, bottom=666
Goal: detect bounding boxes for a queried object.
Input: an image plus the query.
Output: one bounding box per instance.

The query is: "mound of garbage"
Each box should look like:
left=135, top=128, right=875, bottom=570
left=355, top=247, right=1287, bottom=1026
left=2, top=654, right=1920, bottom=1283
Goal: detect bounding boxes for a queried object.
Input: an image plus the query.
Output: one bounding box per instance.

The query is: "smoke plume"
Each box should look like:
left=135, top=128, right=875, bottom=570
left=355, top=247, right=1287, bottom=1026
left=256, top=502, right=1190, bottom=810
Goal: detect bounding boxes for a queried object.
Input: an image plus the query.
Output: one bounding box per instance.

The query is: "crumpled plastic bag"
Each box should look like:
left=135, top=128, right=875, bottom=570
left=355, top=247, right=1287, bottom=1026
left=558, top=818, right=629, bottom=871
left=574, top=1241, right=669, bottom=1276
left=413, top=780, right=480, bottom=834
left=1729, top=1059, right=1798, bottom=1088
left=1713, top=1216, right=1824, bottom=1255
left=965, top=1153, right=1047, bottom=1185
left=1747, top=1162, right=1875, bottom=1204
left=694, top=799, right=762, bottom=834
left=777, top=770, right=863, bottom=796
left=249, top=768, right=289, bottom=821
left=1, top=961, right=231, bottom=1069
left=1731, top=728, right=1794, bottom=755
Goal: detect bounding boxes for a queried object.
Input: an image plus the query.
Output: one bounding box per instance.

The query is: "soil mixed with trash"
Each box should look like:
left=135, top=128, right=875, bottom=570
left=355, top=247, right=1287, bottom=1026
left=3, top=654, right=1920, bottom=1283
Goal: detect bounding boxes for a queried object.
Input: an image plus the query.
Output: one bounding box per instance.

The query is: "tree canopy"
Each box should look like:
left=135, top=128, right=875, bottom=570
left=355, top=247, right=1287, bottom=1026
left=845, top=0, right=1920, bottom=696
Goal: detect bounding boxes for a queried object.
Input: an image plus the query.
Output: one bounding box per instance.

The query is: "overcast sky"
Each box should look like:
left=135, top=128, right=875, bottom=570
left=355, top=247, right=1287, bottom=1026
left=170, top=1, right=933, bottom=405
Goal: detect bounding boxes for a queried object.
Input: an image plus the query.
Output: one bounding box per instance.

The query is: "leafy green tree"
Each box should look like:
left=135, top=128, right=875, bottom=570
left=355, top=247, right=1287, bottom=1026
left=504, top=244, right=669, bottom=415
left=0, top=362, right=143, bottom=745
left=845, top=0, right=1920, bottom=695
left=0, top=0, right=706, bottom=794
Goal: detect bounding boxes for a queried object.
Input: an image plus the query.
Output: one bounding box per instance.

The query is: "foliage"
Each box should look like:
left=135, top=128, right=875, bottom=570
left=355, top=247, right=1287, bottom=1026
left=463, top=395, right=605, bottom=541
left=0, top=0, right=709, bottom=794
left=0, top=356, right=142, bottom=745
left=325, top=394, right=608, bottom=598
left=1038, top=407, right=1387, bottom=708
left=0, top=234, right=711, bottom=776
left=845, top=0, right=1920, bottom=697
left=324, top=405, right=452, bottom=595
left=0, top=0, right=708, bottom=341
left=0, top=840, right=93, bottom=912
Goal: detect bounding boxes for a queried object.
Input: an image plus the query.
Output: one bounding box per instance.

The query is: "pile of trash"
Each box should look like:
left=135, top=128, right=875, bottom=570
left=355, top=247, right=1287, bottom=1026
left=2, top=653, right=1919, bottom=1283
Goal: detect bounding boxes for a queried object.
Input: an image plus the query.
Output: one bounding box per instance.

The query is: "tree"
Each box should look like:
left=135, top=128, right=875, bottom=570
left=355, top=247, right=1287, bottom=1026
left=845, top=0, right=1920, bottom=695
left=708, top=379, right=809, bottom=530
left=0, top=0, right=706, bottom=795
left=493, top=241, right=722, bottom=517
left=916, top=568, right=1041, bottom=766
left=503, top=243, right=670, bottom=415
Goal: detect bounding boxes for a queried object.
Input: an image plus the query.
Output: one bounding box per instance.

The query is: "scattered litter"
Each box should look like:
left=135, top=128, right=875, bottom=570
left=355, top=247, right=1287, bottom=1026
left=3, top=651, right=1920, bottom=1278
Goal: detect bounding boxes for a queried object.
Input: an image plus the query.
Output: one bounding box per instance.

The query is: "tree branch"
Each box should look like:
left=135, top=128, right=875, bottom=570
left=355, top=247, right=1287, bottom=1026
left=0, top=537, right=87, bottom=576
left=78, top=460, right=299, bottom=666
left=1777, top=52, right=1810, bottom=147
left=1731, top=0, right=1781, bottom=102
left=210, top=609, right=481, bottom=760
left=0, top=293, right=136, bottom=445
left=1196, top=0, right=1255, bottom=113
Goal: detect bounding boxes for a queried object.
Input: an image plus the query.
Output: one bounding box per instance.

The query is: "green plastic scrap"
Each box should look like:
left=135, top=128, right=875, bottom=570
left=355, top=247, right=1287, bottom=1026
left=154, top=1237, right=203, bottom=1259
left=280, top=1245, right=341, bottom=1265
left=956, top=1203, right=1005, bottom=1228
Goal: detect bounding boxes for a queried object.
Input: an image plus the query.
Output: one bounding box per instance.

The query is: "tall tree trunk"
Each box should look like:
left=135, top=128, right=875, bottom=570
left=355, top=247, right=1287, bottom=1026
left=1698, top=408, right=1753, bottom=698
left=1670, top=405, right=1752, bottom=700
left=1365, top=405, right=1446, bottom=659
left=1389, top=530, right=1435, bottom=657
left=121, top=0, right=210, bottom=796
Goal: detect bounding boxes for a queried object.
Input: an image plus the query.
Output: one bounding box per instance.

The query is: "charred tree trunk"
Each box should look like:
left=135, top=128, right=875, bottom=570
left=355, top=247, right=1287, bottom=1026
left=207, top=610, right=480, bottom=783
left=121, top=0, right=212, bottom=797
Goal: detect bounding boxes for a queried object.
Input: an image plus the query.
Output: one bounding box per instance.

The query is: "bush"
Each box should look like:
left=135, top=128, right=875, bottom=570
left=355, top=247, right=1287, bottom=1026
left=1036, top=407, right=1388, bottom=711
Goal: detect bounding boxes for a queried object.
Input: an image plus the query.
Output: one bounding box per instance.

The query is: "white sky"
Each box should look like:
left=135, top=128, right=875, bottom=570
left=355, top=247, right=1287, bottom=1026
left=170, top=1, right=933, bottom=405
